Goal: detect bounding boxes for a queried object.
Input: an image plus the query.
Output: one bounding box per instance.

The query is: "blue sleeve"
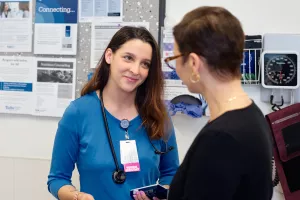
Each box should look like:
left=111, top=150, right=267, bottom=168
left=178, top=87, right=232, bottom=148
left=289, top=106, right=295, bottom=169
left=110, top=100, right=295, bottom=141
left=158, top=119, right=180, bottom=185
left=47, top=102, right=80, bottom=199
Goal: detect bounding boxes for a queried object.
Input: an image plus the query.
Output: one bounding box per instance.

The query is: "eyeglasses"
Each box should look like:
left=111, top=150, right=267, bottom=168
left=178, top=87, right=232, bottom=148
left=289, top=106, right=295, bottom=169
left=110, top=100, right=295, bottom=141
left=164, top=54, right=184, bottom=70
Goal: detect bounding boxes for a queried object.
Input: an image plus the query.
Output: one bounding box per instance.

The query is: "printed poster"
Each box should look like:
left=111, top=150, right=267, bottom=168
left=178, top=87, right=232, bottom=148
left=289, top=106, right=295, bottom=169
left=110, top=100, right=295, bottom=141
left=0, top=56, right=76, bottom=118
left=0, top=0, right=32, bottom=52
left=33, top=57, right=76, bottom=117
left=34, top=0, right=78, bottom=55
left=0, top=56, right=34, bottom=114
left=79, top=0, right=123, bottom=22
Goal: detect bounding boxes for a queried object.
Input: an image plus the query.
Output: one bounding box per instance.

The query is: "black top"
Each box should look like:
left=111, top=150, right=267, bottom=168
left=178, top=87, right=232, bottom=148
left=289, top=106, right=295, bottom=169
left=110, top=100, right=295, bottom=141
left=168, top=102, right=273, bottom=200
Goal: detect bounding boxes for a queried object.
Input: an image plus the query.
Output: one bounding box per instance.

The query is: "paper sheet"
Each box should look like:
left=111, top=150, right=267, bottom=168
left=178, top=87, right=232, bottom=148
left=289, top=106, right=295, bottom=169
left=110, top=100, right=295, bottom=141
left=0, top=56, right=34, bottom=114
left=79, top=0, right=123, bottom=22
left=0, top=56, right=76, bottom=117
left=34, top=0, right=78, bottom=55
left=33, top=57, right=76, bottom=117
left=0, top=0, right=32, bottom=52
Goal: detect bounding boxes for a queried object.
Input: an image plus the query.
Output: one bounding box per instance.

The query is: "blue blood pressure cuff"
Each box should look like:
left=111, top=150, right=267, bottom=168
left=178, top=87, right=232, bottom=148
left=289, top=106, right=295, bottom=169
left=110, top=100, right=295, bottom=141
left=166, top=94, right=207, bottom=118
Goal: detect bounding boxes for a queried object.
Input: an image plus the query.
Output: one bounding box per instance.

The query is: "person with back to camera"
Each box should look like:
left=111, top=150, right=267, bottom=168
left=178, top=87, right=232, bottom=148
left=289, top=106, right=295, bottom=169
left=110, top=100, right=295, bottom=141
left=47, top=26, right=179, bottom=200
left=165, top=6, right=274, bottom=200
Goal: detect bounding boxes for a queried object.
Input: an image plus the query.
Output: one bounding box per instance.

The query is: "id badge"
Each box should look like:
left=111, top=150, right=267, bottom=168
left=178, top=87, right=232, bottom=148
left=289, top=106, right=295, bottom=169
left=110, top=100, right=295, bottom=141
left=120, top=140, right=140, bottom=172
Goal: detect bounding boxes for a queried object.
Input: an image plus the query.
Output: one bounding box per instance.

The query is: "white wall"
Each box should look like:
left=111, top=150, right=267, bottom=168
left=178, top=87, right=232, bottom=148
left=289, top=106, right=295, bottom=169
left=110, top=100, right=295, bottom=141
left=1, top=0, right=299, bottom=199
left=165, top=0, right=300, bottom=35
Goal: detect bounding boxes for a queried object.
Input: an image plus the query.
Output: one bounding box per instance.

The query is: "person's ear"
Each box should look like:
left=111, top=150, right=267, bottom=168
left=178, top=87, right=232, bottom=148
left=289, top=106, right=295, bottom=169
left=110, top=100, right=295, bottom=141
left=187, top=53, right=204, bottom=74
left=105, top=48, right=113, bottom=64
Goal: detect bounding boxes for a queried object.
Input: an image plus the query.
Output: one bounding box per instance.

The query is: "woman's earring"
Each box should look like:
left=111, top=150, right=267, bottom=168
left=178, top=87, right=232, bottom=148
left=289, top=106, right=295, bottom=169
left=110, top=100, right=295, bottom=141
left=190, top=72, right=200, bottom=83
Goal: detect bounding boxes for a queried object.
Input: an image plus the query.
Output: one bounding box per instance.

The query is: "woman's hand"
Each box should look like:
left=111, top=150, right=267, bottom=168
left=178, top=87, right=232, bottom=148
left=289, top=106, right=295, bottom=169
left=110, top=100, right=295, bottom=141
left=133, top=191, right=160, bottom=200
left=78, top=192, right=95, bottom=200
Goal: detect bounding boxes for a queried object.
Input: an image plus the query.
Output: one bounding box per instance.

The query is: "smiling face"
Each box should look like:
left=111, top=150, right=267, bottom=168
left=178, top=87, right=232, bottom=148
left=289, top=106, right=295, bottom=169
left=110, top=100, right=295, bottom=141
left=105, top=39, right=152, bottom=93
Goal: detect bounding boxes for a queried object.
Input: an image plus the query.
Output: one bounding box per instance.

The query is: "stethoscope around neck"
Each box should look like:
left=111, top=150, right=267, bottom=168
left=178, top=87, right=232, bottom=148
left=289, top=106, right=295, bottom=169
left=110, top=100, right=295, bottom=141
left=98, top=90, right=174, bottom=184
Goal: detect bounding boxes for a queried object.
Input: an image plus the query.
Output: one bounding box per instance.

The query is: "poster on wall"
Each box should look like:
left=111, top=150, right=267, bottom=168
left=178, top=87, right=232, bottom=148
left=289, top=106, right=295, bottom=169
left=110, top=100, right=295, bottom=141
left=33, top=57, right=76, bottom=117
left=90, top=21, right=150, bottom=68
left=79, top=0, right=123, bottom=23
left=34, top=0, right=78, bottom=55
left=161, top=28, right=209, bottom=118
left=0, top=56, right=34, bottom=114
left=0, top=0, right=32, bottom=52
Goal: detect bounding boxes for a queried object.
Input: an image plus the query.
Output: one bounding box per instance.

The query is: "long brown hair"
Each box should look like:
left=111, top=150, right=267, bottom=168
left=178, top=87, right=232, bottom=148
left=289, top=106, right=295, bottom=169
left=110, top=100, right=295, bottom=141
left=81, top=26, right=168, bottom=139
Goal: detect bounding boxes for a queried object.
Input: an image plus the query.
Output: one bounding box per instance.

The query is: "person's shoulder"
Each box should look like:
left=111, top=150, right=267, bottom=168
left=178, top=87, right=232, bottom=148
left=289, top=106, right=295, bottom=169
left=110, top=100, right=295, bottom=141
left=206, top=102, right=265, bottom=130
left=63, top=91, right=99, bottom=118
left=190, top=129, right=241, bottom=157
left=198, top=130, right=239, bottom=145
left=73, top=91, right=99, bottom=109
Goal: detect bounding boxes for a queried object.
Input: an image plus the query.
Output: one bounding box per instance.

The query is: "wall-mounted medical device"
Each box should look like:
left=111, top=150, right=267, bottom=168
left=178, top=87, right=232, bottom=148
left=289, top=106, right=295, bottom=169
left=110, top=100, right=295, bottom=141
left=261, top=51, right=299, bottom=89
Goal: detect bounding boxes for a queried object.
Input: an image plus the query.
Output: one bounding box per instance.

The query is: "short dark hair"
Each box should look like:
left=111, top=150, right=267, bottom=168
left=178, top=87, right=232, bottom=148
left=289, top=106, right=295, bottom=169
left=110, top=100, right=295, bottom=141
left=173, top=6, right=245, bottom=80
left=81, top=26, right=168, bottom=140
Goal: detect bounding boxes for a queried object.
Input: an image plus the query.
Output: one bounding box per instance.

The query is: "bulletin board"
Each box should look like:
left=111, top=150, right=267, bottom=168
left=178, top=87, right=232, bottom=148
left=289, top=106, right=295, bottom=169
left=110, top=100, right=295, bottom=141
left=0, top=0, right=161, bottom=100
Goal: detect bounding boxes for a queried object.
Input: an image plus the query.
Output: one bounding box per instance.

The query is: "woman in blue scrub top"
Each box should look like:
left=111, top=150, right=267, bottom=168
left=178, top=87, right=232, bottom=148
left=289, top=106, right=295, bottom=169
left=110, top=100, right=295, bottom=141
left=47, top=26, right=180, bottom=200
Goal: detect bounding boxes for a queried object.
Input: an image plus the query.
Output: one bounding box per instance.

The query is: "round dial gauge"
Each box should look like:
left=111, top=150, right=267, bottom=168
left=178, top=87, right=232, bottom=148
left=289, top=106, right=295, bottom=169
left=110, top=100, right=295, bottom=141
left=265, top=55, right=296, bottom=85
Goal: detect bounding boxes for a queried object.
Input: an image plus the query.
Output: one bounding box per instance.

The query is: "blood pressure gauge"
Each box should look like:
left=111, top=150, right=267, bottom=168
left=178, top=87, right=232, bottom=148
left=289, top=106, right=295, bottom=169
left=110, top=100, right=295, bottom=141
left=261, top=51, right=299, bottom=89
